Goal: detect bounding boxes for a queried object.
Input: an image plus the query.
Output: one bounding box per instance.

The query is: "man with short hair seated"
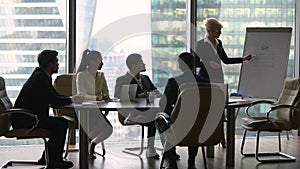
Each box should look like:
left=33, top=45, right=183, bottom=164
left=159, top=52, right=208, bottom=169
left=11, top=49, right=84, bottom=169
left=114, top=53, right=162, bottom=159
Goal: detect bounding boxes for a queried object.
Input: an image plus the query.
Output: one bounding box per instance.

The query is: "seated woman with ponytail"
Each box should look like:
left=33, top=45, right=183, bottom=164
left=76, top=49, right=113, bottom=159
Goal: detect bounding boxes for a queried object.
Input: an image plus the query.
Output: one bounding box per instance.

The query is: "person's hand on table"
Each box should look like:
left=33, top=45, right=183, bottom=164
left=243, top=54, right=252, bottom=61
left=96, top=94, right=110, bottom=101
left=137, top=91, right=148, bottom=98
left=71, top=94, right=85, bottom=104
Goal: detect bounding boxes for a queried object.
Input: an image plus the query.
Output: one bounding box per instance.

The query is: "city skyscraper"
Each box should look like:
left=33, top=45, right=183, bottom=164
left=0, top=0, right=67, bottom=101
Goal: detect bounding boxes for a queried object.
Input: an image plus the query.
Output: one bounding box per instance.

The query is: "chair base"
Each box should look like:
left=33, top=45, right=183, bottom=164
left=63, top=128, right=78, bottom=158
left=121, top=124, right=162, bottom=157
left=95, top=142, right=106, bottom=157
left=122, top=146, right=162, bottom=156
left=1, top=161, right=45, bottom=169
left=63, top=141, right=106, bottom=158
left=122, top=125, right=145, bottom=156
left=1, top=137, right=49, bottom=169
left=241, top=129, right=296, bottom=163
left=243, top=152, right=296, bottom=163
left=63, top=128, right=106, bottom=158
left=122, top=146, right=147, bottom=156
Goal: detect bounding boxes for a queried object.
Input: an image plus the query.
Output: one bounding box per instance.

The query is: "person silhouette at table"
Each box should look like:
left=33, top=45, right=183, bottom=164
left=159, top=52, right=208, bottom=169
left=11, top=49, right=84, bottom=169
left=194, top=17, right=252, bottom=147
left=114, top=53, right=162, bottom=159
left=76, top=49, right=113, bottom=159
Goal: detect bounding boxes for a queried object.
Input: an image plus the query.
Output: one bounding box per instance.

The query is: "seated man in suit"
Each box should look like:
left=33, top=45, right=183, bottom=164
left=114, top=53, right=161, bottom=159
left=11, top=49, right=84, bottom=168
left=159, top=52, right=208, bottom=169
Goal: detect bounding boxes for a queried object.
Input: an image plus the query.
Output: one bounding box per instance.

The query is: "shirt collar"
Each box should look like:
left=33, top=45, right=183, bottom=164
left=204, top=35, right=219, bottom=46
left=128, top=71, right=135, bottom=78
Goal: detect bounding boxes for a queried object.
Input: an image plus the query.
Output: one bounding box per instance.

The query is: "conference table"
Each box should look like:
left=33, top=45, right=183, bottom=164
left=65, top=99, right=162, bottom=169
left=64, top=98, right=251, bottom=168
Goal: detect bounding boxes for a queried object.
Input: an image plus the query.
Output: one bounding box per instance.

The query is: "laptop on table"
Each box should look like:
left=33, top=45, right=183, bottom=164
left=119, top=84, right=138, bottom=102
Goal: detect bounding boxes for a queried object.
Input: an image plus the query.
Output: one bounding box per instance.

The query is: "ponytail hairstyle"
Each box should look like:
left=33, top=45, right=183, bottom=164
left=77, top=49, right=102, bottom=72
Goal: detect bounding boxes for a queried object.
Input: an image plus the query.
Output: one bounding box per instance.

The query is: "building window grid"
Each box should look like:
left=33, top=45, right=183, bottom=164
left=0, top=1, right=66, bottom=103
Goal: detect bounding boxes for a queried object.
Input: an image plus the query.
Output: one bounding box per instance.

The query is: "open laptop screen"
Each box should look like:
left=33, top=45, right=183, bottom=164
left=119, top=84, right=137, bottom=102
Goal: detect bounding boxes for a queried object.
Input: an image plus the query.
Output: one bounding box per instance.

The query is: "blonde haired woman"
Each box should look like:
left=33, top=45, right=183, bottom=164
left=194, top=18, right=252, bottom=148
left=195, top=17, right=252, bottom=83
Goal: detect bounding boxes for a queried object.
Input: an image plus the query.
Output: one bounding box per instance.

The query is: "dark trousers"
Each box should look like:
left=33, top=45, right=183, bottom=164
left=188, top=146, right=199, bottom=160
left=166, top=145, right=198, bottom=167
left=147, top=121, right=156, bottom=138
left=13, top=116, right=68, bottom=163
left=38, top=116, right=68, bottom=162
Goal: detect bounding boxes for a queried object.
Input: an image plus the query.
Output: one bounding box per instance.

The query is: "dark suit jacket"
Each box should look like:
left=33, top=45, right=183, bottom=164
left=114, top=72, right=157, bottom=98
left=195, top=38, right=243, bottom=83
left=160, top=71, right=207, bottom=115
left=12, top=67, right=72, bottom=127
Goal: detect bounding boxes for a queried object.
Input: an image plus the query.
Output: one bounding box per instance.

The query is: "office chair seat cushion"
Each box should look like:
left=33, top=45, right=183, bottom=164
left=241, top=117, right=291, bottom=131
left=118, top=112, right=148, bottom=126
left=123, top=115, right=148, bottom=126
left=5, top=128, right=51, bottom=139
left=241, top=116, right=268, bottom=125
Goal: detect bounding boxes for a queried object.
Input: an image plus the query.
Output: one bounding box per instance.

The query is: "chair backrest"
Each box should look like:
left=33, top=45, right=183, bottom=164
left=167, top=83, right=226, bottom=147
left=276, top=78, right=300, bottom=128
left=53, top=73, right=77, bottom=96
left=0, top=76, right=13, bottom=136
left=53, top=74, right=77, bottom=116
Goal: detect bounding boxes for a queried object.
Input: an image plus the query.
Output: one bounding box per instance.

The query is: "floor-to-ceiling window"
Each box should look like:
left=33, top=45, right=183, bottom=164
left=151, top=0, right=187, bottom=91
left=0, top=0, right=67, bottom=103
left=76, top=0, right=189, bottom=144
left=0, top=0, right=297, bottom=145
left=196, top=0, right=295, bottom=93
left=76, top=0, right=296, bottom=143
left=0, top=0, right=67, bottom=145
left=195, top=0, right=295, bottom=135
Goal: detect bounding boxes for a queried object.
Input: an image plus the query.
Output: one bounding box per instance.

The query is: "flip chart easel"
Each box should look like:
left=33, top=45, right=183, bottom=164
left=238, top=27, right=292, bottom=99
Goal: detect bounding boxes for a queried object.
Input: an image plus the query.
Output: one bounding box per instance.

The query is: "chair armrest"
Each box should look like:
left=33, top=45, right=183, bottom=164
left=245, top=100, right=275, bottom=117
left=0, top=108, right=39, bottom=133
left=266, top=104, right=300, bottom=119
